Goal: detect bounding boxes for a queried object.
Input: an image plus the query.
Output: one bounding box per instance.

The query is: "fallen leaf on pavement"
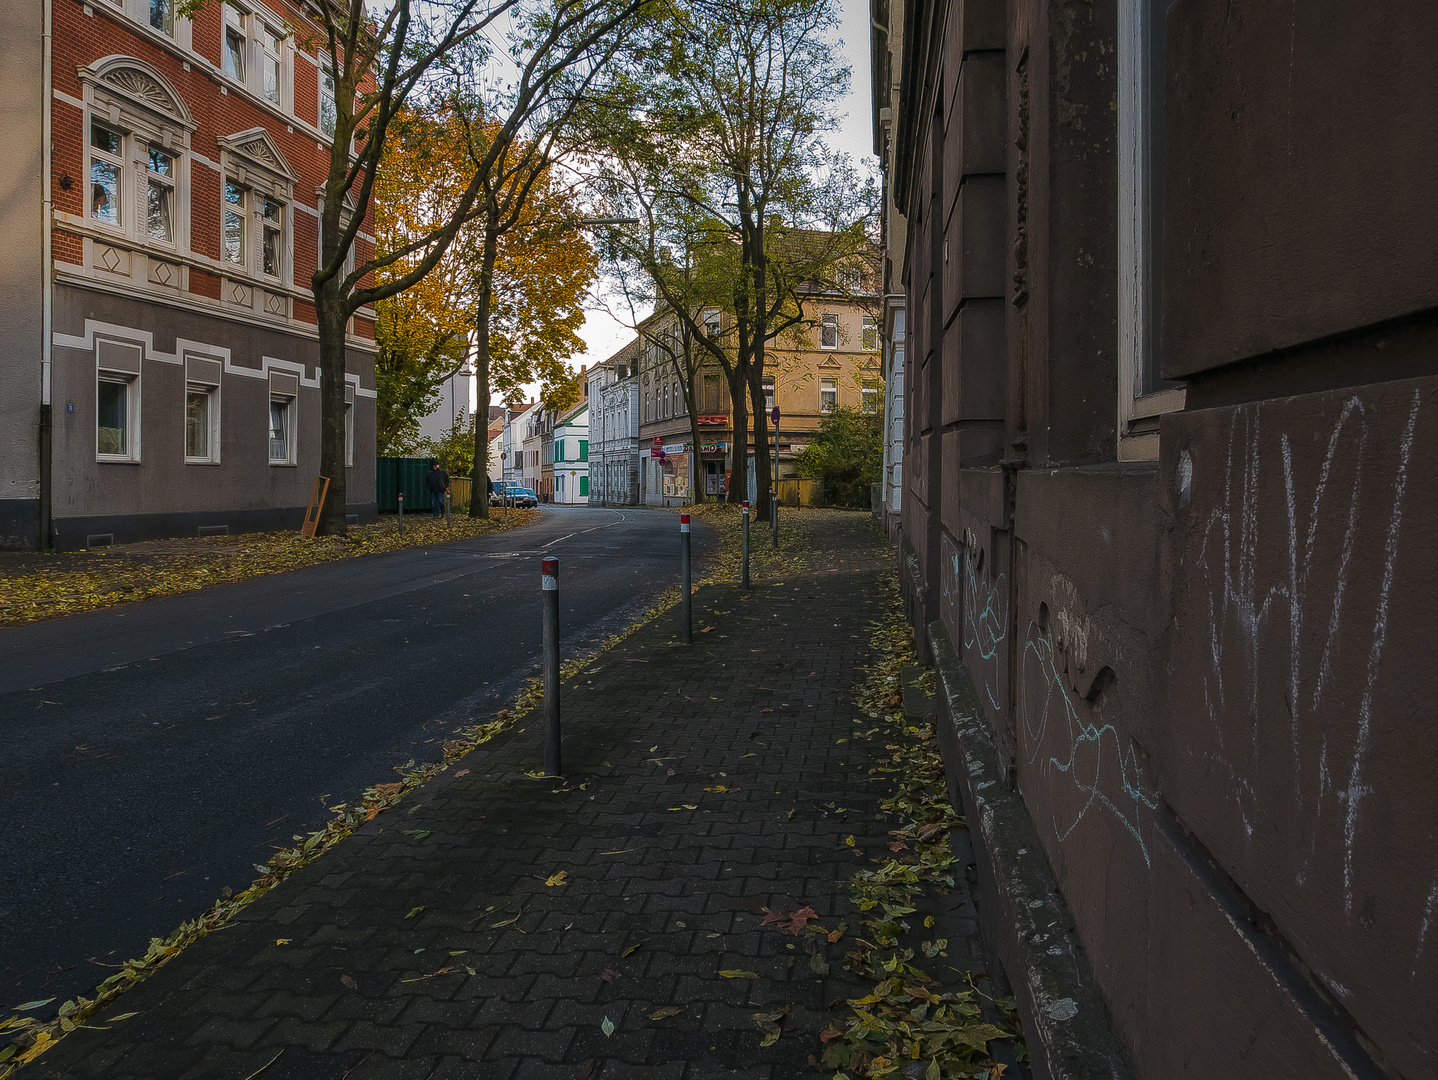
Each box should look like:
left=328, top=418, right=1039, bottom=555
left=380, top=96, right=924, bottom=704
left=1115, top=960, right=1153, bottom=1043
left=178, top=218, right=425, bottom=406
left=703, top=785, right=733, bottom=794
left=752, top=1003, right=791, bottom=1046
left=718, top=970, right=759, bottom=979
left=405, top=906, right=424, bottom=919
left=820, top=1025, right=844, bottom=1043
left=453, top=769, right=469, bottom=778
left=403, top=829, right=430, bottom=842
left=545, top=871, right=569, bottom=887
left=374, top=783, right=403, bottom=797
left=600, top=1016, right=615, bottom=1037
left=275, top=938, right=291, bottom=945
left=761, top=906, right=819, bottom=935
left=340, top=975, right=358, bottom=990
left=648, top=1006, right=683, bottom=1020
left=622, top=942, right=643, bottom=957
left=600, top=968, right=621, bottom=982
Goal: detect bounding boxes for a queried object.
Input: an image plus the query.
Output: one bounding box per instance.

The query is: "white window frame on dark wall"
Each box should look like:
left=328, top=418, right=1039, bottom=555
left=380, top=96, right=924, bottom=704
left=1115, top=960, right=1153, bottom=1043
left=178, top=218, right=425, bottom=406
left=1117, top=0, right=1185, bottom=461
left=820, top=313, right=839, bottom=350
left=820, top=378, right=838, bottom=413
left=95, top=338, right=144, bottom=463
left=185, top=382, right=220, bottom=463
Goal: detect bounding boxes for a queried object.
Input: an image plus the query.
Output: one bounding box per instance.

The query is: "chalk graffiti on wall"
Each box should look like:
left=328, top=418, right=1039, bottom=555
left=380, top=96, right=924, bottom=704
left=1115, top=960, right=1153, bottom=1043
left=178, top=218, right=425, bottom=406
left=1193, top=389, right=1422, bottom=921
left=942, top=531, right=1007, bottom=718
left=1019, top=622, right=1159, bottom=867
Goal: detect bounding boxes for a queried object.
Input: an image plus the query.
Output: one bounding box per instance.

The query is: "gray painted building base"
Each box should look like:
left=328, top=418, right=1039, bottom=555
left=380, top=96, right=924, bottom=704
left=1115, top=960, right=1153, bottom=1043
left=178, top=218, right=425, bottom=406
left=0, top=499, right=41, bottom=551
left=48, top=502, right=378, bottom=550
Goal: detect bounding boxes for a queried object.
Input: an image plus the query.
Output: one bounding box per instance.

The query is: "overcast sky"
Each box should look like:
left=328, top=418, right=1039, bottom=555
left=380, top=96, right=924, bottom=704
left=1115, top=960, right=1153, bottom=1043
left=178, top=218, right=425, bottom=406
left=495, top=0, right=875, bottom=409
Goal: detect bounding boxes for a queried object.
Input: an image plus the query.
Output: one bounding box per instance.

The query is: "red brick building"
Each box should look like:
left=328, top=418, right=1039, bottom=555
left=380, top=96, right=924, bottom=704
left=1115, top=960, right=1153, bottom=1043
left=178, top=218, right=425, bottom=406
left=1, top=0, right=377, bottom=549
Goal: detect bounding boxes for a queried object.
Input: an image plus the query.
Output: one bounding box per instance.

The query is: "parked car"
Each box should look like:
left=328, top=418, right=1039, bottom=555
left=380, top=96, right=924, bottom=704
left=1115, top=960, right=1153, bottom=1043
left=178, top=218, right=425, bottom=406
left=492, top=485, right=538, bottom=508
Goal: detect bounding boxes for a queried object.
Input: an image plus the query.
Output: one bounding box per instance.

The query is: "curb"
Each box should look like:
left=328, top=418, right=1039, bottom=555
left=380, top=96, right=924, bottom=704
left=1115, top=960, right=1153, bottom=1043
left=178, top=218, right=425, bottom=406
left=922, top=620, right=1135, bottom=1080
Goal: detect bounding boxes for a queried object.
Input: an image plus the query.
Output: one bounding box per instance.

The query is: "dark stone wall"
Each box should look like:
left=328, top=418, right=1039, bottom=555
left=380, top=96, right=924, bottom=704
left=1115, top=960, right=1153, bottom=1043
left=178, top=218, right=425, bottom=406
left=892, top=0, right=1437, bottom=1075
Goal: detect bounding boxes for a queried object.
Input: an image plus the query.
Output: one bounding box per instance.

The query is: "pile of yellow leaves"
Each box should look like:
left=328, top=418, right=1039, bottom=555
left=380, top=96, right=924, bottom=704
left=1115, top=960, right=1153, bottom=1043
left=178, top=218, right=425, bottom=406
left=0, top=511, right=537, bottom=628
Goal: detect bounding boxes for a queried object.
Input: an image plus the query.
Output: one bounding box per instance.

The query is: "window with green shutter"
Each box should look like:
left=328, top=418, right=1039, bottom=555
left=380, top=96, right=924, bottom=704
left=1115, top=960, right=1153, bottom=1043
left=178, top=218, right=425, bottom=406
left=555, top=439, right=564, bottom=462
left=580, top=475, right=589, bottom=496
left=579, top=439, right=588, bottom=461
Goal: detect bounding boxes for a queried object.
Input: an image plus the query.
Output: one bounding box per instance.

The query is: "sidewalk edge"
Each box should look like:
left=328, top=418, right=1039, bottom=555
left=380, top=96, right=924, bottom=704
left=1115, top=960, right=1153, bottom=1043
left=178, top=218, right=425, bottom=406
left=928, top=619, right=1135, bottom=1080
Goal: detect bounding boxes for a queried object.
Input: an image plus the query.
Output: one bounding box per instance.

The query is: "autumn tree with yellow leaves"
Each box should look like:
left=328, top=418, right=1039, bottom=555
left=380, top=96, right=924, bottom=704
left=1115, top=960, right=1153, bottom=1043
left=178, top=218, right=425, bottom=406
left=374, top=106, right=596, bottom=474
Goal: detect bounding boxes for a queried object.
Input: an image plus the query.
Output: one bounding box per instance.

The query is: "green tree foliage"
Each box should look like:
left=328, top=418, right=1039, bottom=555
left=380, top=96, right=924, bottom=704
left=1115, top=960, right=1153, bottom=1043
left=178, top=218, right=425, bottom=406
left=592, top=0, right=875, bottom=519
left=794, top=406, right=882, bottom=509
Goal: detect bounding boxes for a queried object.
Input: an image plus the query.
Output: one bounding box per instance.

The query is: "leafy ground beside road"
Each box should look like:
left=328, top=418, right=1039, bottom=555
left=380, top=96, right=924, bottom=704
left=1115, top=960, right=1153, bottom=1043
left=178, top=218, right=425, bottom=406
left=0, top=510, right=538, bottom=629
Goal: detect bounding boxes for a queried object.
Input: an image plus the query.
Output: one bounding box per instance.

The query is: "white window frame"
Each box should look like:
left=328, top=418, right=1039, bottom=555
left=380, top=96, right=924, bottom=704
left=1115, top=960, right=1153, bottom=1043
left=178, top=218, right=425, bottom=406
left=318, top=60, right=337, bottom=139
left=1117, top=0, right=1185, bottom=461
left=145, top=142, right=177, bottom=247
left=345, top=400, right=355, bottom=466
left=260, top=193, right=286, bottom=280
left=224, top=2, right=248, bottom=82
left=78, top=59, right=196, bottom=259
left=763, top=376, right=776, bottom=412
left=185, top=381, right=221, bottom=463
left=89, top=121, right=126, bottom=231
left=820, top=378, right=838, bottom=414
left=148, top=0, right=175, bottom=37
left=862, top=380, right=881, bottom=414
left=703, top=308, right=722, bottom=337
left=820, top=313, right=839, bottom=350
left=269, top=393, right=296, bottom=465
left=259, top=20, right=284, bottom=105
left=862, top=315, right=879, bottom=352
left=223, top=179, right=248, bottom=268
left=97, top=369, right=140, bottom=463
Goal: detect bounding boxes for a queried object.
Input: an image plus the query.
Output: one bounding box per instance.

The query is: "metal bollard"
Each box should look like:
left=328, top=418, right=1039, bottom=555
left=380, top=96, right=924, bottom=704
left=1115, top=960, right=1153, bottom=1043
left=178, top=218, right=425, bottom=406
left=541, top=556, right=561, bottom=777
left=679, top=513, right=692, bottom=645
left=397, top=490, right=404, bottom=534
left=444, top=490, right=451, bottom=524
left=771, top=488, right=779, bottom=548
left=741, top=501, right=750, bottom=590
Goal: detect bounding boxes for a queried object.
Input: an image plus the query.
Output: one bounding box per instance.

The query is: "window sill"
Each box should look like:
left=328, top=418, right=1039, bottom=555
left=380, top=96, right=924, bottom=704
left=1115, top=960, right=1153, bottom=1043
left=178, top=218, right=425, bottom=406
left=185, top=458, right=221, bottom=465
left=97, top=456, right=141, bottom=464
left=269, top=460, right=296, bottom=467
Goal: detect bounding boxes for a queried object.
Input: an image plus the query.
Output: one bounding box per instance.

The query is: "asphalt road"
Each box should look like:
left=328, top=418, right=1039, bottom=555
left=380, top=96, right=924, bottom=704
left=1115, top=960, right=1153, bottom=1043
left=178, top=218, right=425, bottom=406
left=0, top=507, right=702, bottom=1007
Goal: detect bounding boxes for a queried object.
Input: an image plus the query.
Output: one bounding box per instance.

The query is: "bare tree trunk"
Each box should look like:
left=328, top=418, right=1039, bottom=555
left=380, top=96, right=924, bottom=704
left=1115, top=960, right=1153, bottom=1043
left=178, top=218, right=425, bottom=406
left=749, top=368, right=772, bottom=523
left=726, top=366, right=749, bottom=505
left=316, top=273, right=350, bottom=536
left=469, top=221, right=499, bottom=518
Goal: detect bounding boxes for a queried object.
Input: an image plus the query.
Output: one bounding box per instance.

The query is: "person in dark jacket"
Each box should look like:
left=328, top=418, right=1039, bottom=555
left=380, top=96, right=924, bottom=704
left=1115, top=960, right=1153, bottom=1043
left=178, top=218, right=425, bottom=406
left=426, top=462, right=450, bottom=516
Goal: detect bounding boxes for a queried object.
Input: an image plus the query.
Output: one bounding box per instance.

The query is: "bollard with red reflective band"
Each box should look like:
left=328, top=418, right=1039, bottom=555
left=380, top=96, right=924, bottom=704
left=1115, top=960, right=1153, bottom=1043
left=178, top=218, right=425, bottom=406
left=541, top=557, right=561, bottom=777
left=397, top=490, right=404, bottom=534
left=679, top=513, right=692, bottom=645
left=741, top=501, right=751, bottom=590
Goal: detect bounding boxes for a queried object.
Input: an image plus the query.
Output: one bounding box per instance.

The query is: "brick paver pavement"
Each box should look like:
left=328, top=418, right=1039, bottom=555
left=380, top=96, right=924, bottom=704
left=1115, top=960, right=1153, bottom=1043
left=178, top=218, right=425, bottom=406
left=35, top=514, right=957, bottom=1080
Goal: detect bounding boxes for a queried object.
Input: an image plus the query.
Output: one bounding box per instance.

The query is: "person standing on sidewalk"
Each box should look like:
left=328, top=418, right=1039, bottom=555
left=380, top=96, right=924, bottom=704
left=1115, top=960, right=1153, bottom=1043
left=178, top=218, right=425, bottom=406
left=426, top=462, right=450, bottom=517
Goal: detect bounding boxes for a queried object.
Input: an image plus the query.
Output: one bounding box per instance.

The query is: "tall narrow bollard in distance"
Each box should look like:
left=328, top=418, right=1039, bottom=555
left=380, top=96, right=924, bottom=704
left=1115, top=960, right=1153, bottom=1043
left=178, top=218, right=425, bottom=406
left=679, top=513, right=693, bottom=645
left=397, top=490, right=404, bottom=534
left=444, top=489, right=451, bottom=524
left=771, top=488, right=779, bottom=548
left=741, top=500, right=750, bottom=590
left=541, top=556, right=561, bottom=777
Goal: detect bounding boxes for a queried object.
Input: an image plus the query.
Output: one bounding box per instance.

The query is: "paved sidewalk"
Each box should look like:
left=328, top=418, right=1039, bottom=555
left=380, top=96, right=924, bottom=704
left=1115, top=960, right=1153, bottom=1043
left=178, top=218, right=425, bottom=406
left=35, top=514, right=934, bottom=1079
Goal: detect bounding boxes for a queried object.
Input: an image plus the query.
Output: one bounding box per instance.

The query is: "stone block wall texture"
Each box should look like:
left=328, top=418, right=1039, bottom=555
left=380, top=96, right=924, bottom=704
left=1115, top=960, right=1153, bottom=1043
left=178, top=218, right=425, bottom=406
left=889, top=0, right=1438, bottom=1076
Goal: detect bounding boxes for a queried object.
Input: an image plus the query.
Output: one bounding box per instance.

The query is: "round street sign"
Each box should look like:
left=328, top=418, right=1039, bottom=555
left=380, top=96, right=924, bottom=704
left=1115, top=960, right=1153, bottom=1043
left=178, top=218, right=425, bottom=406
left=771, top=406, right=781, bottom=426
